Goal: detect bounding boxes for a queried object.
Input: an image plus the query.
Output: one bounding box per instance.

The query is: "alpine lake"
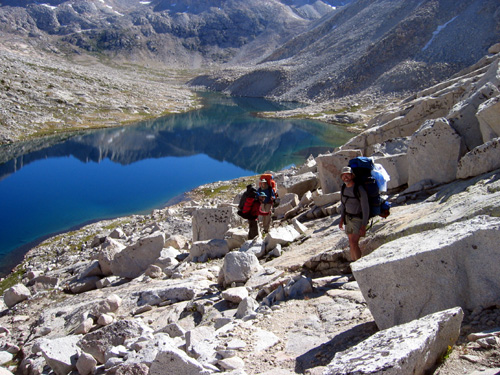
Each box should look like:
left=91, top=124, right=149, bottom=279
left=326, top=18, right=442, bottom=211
left=0, top=92, right=353, bottom=276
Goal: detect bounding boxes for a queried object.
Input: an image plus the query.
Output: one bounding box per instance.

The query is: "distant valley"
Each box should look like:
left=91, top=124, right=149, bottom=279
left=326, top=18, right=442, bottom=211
left=0, top=0, right=499, bottom=143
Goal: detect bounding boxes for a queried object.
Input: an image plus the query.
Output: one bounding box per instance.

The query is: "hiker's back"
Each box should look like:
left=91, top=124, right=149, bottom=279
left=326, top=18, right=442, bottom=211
left=237, top=185, right=258, bottom=220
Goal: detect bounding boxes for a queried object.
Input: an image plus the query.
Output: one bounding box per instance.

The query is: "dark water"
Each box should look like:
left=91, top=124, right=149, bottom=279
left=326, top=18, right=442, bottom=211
left=0, top=92, right=352, bottom=275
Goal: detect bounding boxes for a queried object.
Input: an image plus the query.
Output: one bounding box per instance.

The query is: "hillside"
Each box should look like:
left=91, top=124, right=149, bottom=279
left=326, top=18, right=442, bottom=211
left=190, top=0, right=500, bottom=101
left=0, top=44, right=500, bottom=374
left=1, top=0, right=499, bottom=144
left=1, top=1, right=500, bottom=374
left=0, top=0, right=348, bottom=67
left=0, top=0, right=354, bottom=144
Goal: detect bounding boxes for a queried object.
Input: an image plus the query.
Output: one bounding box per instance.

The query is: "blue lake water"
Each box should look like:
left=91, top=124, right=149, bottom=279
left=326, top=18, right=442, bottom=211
left=0, top=92, right=352, bottom=275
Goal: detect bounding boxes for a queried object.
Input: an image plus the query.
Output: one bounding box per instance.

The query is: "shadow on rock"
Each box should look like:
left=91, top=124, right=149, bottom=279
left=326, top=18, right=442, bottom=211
left=295, top=321, right=378, bottom=373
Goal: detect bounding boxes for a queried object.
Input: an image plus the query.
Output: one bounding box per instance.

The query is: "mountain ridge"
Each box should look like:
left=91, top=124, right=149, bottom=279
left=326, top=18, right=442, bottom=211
left=1, top=0, right=499, bottom=144
left=0, top=0, right=347, bottom=67
left=192, top=0, right=500, bottom=102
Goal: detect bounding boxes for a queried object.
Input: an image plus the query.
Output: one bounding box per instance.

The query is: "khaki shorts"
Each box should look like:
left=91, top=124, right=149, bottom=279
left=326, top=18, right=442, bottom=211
left=345, top=215, right=363, bottom=235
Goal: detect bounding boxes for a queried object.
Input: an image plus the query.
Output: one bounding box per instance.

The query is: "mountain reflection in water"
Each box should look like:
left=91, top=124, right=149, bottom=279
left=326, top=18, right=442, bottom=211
left=0, top=92, right=352, bottom=274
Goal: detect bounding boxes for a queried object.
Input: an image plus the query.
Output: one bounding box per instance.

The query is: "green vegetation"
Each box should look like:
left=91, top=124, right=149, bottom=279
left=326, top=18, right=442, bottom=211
left=443, top=346, right=453, bottom=360
left=102, top=219, right=130, bottom=231
left=194, top=177, right=256, bottom=201
left=0, top=266, right=26, bottom=295
left=257, top=105, right=365, bottom=132
left=201, top=185, right=233, bottom=199
left=22, top=126, right=102, bottom=140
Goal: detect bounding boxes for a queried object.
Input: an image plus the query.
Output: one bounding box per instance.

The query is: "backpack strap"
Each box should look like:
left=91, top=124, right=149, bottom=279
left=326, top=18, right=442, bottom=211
left=341, top=183, right=360, bottom=203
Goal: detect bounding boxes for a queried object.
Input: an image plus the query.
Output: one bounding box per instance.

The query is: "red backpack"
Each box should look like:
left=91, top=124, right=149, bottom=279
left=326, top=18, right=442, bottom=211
left=260, top=174, right=278, bottom=197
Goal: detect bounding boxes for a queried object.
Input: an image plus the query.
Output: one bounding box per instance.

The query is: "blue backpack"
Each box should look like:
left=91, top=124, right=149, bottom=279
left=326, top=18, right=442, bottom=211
left=344, top=157, right=391, bottom=219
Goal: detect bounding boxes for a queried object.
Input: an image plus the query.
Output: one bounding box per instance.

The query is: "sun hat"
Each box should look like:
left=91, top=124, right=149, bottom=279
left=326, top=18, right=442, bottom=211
left=258, top=191, right=267, bottom=197
left=341, top=166, right=354, bottom=175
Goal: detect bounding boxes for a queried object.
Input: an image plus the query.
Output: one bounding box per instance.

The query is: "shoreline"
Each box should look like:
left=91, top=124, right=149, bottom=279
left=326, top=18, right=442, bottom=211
left=0, top=190, right=195, bottom=279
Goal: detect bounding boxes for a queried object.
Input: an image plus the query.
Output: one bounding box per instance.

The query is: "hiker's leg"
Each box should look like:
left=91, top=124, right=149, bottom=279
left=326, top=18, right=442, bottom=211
left=248, top=220, right=259, bottom=239
left=262, top=203, right=272, bottom=232
left=348, top=233, right=362, bottom=261
left=345, top=216, right=362, bottom=261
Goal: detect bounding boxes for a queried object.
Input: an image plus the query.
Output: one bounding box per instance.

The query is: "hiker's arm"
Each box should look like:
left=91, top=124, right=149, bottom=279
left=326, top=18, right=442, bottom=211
left=359, top=186, right=370, bottom=227
left=258, top=208, right=270, bottom=216
left=339, top=201, right=345, bottom=229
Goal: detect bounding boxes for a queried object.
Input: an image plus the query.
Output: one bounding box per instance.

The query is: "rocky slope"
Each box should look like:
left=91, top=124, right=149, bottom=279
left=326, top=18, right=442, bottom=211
left=0, top=36, right=199, bottom=144
left=2, top=0, right=499, bottom=144
left=0, top=0, right=354, bottom=145
left=0, top=46, right=500, bottom=375
left=190, top=0, right=500, bottom=102
left=0, top=0, right=348, bottom=67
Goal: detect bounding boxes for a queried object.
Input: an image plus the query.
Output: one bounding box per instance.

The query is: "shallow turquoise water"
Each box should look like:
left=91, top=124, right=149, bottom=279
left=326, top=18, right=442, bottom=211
left=0, top=92, right=352, bottom=275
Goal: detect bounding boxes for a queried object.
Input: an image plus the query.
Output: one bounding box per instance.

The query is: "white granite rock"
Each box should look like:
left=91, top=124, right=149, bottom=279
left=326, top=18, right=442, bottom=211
left=150, top=347, right=212, bottom=375
left=218, top=251, right=263, bottom=288
left=74, top=317, right=94, bottom=335
left=316, top=150, right=362, bottom=194
left=186, top=325, right=217, bottom=363
left=240, top=238, right=266, bottom=258
left=0, top=351, right=13, bottom=366
left=457, top=137, right=500, bottom=179
left=78, top=319, right=153, bottom=364
left=264, top=225, right=301, bottom=251
left=36, top=335, right=81, bottom=375
left=225, top=227, right=249, bottom=250
left=312, top=192, right=340, bottom=207
left=407, top=118, right=465, bottom=186
left=3, top=284, right=31, bottom=308
left=279, top=172, right=319, bottom=199
left=353, top=216, right=500, bottom=330
left=218, top=356, right=245, bottom=370
left=76, top=352, right=97, bottom=375
left=192, top=207, right=239, bottom=242
left=448, top=82, right=499, bottom=150
left=90, top=294, right=122, bottom=316
left=137, top=278, right=212, bottom=305
left=189, top=239, right=230, bottom=262
left=97, top=237, right=125, bottom=276
left=159, top=323, right=186, bottom=338
left=477, top=96, right=500, bottom=142
left=165, top=234, right=189, bottom=250
left=323, top=307, right=463, bottom=375
left=97, top=314, right=115, bottom=326
left=235, top=296, right=259, bottom=319
left=222, top=287, right=249, bottom=304
left=110, top=231, right=166, bottom=279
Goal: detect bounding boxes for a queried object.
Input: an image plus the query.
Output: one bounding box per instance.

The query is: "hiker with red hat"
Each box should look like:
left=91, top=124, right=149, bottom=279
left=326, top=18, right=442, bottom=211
left=257, top=175, right=276, bottom=233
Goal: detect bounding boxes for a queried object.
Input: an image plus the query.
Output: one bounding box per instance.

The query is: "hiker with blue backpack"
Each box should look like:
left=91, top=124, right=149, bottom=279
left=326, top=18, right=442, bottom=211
left=339, top=157, right=392, bottom=261
left=257, top=176, right=276, bottom=233
left=339, top=166, right=370, bottom=261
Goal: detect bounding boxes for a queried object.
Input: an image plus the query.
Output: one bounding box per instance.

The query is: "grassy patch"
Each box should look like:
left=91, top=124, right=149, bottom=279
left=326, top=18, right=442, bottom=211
left=23, top=125, right=102, bottom=140
left=192, top=177, right=256, bottom=201
left=200, top=185, right=232, bottom=199
left=0, top=267, right=26, bottom=295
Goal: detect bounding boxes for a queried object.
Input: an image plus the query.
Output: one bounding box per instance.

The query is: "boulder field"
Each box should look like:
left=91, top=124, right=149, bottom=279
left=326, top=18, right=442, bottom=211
left=1, top=47, right=500, bottom=375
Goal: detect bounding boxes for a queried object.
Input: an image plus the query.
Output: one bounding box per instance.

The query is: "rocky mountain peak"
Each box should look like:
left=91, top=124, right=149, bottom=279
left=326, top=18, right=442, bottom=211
left=190, top=0, right=500, bottom=101
left=0, top=0, right=351, bottom=67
